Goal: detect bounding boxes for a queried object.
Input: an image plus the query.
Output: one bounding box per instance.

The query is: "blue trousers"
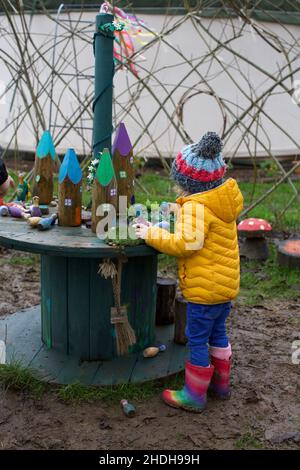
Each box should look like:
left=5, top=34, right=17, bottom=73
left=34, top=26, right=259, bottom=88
left=186, top=302, right=231, bottom=367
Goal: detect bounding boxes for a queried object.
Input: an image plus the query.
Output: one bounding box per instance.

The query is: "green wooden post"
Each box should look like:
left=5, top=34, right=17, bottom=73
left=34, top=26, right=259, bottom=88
left=92, top=12, right=114, bottom=157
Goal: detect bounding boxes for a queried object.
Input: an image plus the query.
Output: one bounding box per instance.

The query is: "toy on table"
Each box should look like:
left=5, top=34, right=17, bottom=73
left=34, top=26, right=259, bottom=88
left=112, top=122, right=135, bottom=210
left=58, top=149, right=82, bottom=227
left=0, top=206, right=8, bottom=216
left=37, top=214, right=57, bottom=231
left=8, top=204, right=29, bottom=219
left=32, top=130, right=56, bottom=204
left=16, top=173, right=29, bottom=202
left=31, top=196, right=43, bottom=218
left=27, top=216, right=42, bottom=228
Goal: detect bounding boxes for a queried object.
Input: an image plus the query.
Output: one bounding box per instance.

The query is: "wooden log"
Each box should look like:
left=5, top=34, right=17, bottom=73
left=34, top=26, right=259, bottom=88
left=239, top=237, right=269, bottom=260
left=92, top=148, right=117, bottom=234
left=112, top=123, right=135, bottom=211
left=277, top=238, right=300, bottom=268
left=155, top=277, right=176, bottom=325
left=32, top=130, right=56, bottom=204
left=174, top=296, right=188, bottom=345
left=58, top=149, right=82, bottom=227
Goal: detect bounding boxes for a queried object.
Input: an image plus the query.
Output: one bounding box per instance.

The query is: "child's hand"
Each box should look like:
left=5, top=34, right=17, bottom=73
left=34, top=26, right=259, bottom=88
left=133, top=222, right=152, bottom=239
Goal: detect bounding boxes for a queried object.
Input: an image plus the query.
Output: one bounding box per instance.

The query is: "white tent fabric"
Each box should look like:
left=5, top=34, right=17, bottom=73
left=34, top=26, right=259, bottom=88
left=0, top=11, right=300, bottom=159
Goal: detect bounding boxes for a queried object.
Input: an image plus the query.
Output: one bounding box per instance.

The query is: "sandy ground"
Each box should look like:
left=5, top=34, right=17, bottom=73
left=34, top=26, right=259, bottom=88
left=0, top=249, right=300, bottom=450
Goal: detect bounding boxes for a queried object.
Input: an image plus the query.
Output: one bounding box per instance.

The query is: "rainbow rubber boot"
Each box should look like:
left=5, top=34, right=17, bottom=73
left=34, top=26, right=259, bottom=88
left=162, top=361, right=214, bottom=413
left=209, top=356, right=232, bottom=399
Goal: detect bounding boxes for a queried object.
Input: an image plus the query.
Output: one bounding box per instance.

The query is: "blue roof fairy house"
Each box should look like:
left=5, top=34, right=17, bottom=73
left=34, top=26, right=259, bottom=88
left=59, top=148, right=82, bottom=185
left=58, top=148, right=82, bottom=227
left=32, top=130, right=56, bottom=204
left=36, top=130, right=56, bottom=160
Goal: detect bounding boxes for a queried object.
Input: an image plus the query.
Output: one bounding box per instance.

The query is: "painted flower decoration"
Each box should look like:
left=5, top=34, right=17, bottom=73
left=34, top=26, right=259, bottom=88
left=87, top=153, right=102, bottom=189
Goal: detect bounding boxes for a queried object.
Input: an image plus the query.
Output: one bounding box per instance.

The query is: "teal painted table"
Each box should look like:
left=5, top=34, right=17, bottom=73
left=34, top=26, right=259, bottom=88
left=0, top=216, right=187, bottom=384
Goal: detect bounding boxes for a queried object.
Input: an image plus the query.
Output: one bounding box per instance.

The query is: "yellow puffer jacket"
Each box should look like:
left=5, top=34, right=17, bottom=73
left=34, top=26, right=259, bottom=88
left=145, top=178, right=244, bottom=304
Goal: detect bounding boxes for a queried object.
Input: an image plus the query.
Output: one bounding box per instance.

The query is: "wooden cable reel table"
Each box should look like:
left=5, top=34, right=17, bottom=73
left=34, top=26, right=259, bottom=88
left=0, top=217, right=187, bottom=385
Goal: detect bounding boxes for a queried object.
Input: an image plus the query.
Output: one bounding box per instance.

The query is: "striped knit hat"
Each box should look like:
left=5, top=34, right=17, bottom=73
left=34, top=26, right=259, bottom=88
left=171, top=132, right=226, bottom=194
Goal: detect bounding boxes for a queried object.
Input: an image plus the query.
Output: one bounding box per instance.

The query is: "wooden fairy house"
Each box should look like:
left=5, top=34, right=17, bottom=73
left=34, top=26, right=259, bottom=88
left=32, top=130, right=56, bottom=204
left=112, top=123, right=135, bottom=211
left=58, top=148, right=82, bottom=227
left=92, top=148, right=117, bottom=234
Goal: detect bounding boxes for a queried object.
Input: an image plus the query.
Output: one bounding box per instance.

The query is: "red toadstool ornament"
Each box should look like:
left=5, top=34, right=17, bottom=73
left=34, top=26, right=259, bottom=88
left=238, top=218, right=272, bottom=260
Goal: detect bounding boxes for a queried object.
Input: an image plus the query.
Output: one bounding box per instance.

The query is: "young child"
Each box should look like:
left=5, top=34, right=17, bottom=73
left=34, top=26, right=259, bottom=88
left=135, top=132, right=243, bottom=413
left=0, top=158, right=14, bottom=203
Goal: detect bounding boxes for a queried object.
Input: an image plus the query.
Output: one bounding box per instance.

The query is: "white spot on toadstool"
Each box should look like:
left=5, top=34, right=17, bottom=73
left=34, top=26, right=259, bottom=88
left=260, top=225, right=265, bottom=230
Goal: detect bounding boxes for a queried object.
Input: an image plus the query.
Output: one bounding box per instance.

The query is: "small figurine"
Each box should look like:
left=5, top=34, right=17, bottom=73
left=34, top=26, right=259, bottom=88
left=37, top=214, right=57, bottom=231
left=16, top=173, right=29, bottom=202
left=143, top=344, right=166, bottom=358
left=31, top=196, right=42, bottom=218
left=27, top=216, right=42, bottom=228
left=8, top=205, right=25, bottom=218
left=120, top=399, right=136, bottom=417
left=0, top=206, right=8, bottom=216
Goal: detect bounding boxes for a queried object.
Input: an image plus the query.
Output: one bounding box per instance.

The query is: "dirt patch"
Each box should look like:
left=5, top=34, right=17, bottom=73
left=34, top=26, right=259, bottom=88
left=0, top=249, right=299, bottom=450
left=0, top=248, right=40, bottom=316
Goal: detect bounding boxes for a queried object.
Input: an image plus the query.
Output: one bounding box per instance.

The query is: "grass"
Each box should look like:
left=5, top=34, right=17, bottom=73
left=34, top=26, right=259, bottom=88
left=0, top=361, right=46, bottom=398
left=0, top=253, right=39, bottom=267
left=234, top=431, right=264, bottom=450
left=134, top=171, right=300, bottom=232
left=0, top=360, right=184, bottom=405
left=239, top=245, right=300, bottom=306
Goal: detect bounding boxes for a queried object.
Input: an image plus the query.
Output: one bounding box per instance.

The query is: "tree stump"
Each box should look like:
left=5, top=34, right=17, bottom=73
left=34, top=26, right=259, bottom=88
left=155, top=277, right=176, bottom=325
left=277, top=239, right=300, bottom=268
left=174, top=297, right=188, bottom=345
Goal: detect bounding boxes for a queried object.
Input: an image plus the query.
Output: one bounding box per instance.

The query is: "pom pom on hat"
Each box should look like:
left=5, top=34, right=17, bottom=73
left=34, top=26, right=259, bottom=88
left=193, top=131, right=223, bottom=159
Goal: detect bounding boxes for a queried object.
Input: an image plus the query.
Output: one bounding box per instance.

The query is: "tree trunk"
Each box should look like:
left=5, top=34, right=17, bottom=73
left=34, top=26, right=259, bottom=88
left=155, top=277, right=176, bottom=325
left=174, top=296, right=188, bottom=345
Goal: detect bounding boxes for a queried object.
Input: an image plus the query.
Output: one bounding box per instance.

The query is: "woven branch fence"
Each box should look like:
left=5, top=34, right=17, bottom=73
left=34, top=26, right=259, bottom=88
left=0, top=0, right=300, bottom=219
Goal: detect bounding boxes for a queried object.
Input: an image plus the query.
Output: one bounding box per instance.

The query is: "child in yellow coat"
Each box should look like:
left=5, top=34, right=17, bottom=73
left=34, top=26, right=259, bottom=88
left=135, top=132, right=243, bottom=412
